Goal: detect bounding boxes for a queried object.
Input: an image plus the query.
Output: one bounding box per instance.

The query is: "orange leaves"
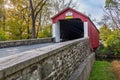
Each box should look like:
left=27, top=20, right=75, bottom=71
left=112, top=60, right=120, bottom=80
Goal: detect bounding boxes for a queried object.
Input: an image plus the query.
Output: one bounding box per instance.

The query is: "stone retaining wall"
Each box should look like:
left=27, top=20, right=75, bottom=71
left=0, top=37, right=54, bottom=48
left=0, top=38, right=94, bottom=80
left=69, top=53, right=95, bottom=80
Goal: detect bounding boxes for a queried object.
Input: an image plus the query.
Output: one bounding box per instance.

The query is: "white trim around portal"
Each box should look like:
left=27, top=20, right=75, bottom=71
left=84, top=22, right=88, bottom=37
left=52, top=22, right=60, bottom=42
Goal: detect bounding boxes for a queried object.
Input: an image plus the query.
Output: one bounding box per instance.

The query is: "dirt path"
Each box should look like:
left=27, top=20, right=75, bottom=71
left=112, top=61, right=120, bottom=80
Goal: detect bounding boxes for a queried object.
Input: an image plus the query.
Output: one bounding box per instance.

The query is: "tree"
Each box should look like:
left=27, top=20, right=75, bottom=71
left=98, top=0, right=120, bottom=55
left=0, top=0, right=5, bottom=30
left=99, top=24, right=111, bottom=42
left=100, top=24, right=120, bottom=55
left=29, top=0, right=48, bottom=38
left=105, top=30, right=120, bottom=54
left=6, top=8, right=26, bottom=40
left=4, top=0, right=31, bottom=40
left=104, top=0, right=120, bottom=30
left=50, top=0, right=77, bottom=15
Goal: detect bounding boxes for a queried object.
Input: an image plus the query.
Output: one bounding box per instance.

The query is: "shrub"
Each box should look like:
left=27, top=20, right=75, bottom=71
left=99, top=25, right=120, bottom=55
left=105, top=30, right=120, bottom=55
left=38, top=25, right=52, bottom=38
left=0, top=30, right=8, bottom=41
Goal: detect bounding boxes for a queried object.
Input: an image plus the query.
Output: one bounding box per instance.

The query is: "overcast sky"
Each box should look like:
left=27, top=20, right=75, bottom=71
left=76, top=0, right=105, bottom=29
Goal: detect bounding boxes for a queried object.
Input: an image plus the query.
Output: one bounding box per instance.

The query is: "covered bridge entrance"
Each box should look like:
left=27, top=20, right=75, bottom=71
left=51, top=7, right=99, bottom=50
left=60, top=18, right=84, bottom=41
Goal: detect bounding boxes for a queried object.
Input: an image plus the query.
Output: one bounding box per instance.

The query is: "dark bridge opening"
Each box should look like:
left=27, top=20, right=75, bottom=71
left=60, top=18, right=84, bottom=42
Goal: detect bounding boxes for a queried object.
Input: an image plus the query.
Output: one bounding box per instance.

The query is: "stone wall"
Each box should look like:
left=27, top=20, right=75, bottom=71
left=69, top=53, right=95, bottom=80
left=0, top=38, right=94, bottom=80
left=0, top=37, right=54, bottom=48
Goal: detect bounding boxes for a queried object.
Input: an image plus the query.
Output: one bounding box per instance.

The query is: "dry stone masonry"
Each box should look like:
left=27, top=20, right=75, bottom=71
left=0, top=38, right=95, bottom=80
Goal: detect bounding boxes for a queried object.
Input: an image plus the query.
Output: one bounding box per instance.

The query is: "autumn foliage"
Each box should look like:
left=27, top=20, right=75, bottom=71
left=112, top=61, right=120, bottom=80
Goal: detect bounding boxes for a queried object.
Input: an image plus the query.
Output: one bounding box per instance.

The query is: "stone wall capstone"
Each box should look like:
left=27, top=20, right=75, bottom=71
left=0, top=37, right=54, bottom=48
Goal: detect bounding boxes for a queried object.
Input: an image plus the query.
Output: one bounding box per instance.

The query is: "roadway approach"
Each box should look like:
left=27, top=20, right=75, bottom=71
left=0, top=43, right=55, bottom=58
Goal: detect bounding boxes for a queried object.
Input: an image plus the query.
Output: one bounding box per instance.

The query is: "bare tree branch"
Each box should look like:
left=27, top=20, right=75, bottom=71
left=35, top=0, right=47, bottom=19
left=34, top=0, right=43, bottom=12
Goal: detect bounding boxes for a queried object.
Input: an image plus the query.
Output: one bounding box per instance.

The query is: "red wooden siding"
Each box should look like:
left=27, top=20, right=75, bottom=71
left=52, top=8, right=88, bottom=23
left=88, top=20, right=99, bottom=50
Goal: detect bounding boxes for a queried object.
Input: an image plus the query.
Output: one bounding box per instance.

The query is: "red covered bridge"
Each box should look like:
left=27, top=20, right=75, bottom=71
left=51, top=7, right=99, bottom=50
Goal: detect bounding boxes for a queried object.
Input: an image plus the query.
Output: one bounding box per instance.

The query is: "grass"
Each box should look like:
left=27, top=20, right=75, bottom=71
left=89, top=61, right=116, bottom=80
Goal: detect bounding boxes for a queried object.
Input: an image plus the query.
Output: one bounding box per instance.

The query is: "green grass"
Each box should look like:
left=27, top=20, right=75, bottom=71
left=89, top=61, right=116, bottom=80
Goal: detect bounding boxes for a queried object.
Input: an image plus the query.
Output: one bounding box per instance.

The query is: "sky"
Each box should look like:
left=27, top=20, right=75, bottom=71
left=76, top=0, right=105, bottom=29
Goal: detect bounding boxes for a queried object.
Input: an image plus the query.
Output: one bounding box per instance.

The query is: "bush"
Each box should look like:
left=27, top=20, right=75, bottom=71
left=0, top=30, right=8, bottom=41
left=38, top=25, right=52, bottom=38
left=98, top=48, right=108, bottom=54
left=99, top=25, right=120, bottom=55
left=105, top=30, right=120, bottom=55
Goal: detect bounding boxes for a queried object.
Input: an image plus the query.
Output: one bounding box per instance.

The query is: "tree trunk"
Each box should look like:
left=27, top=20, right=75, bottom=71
left=29, top=0, right=48, bottom=38
left=3, top=15, right=5, bottom=31
left=36, top=13, right=42, bottom=38
left=27, top=25, right=30, bottom=39
left=32, top=18, right=36, bottom=38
